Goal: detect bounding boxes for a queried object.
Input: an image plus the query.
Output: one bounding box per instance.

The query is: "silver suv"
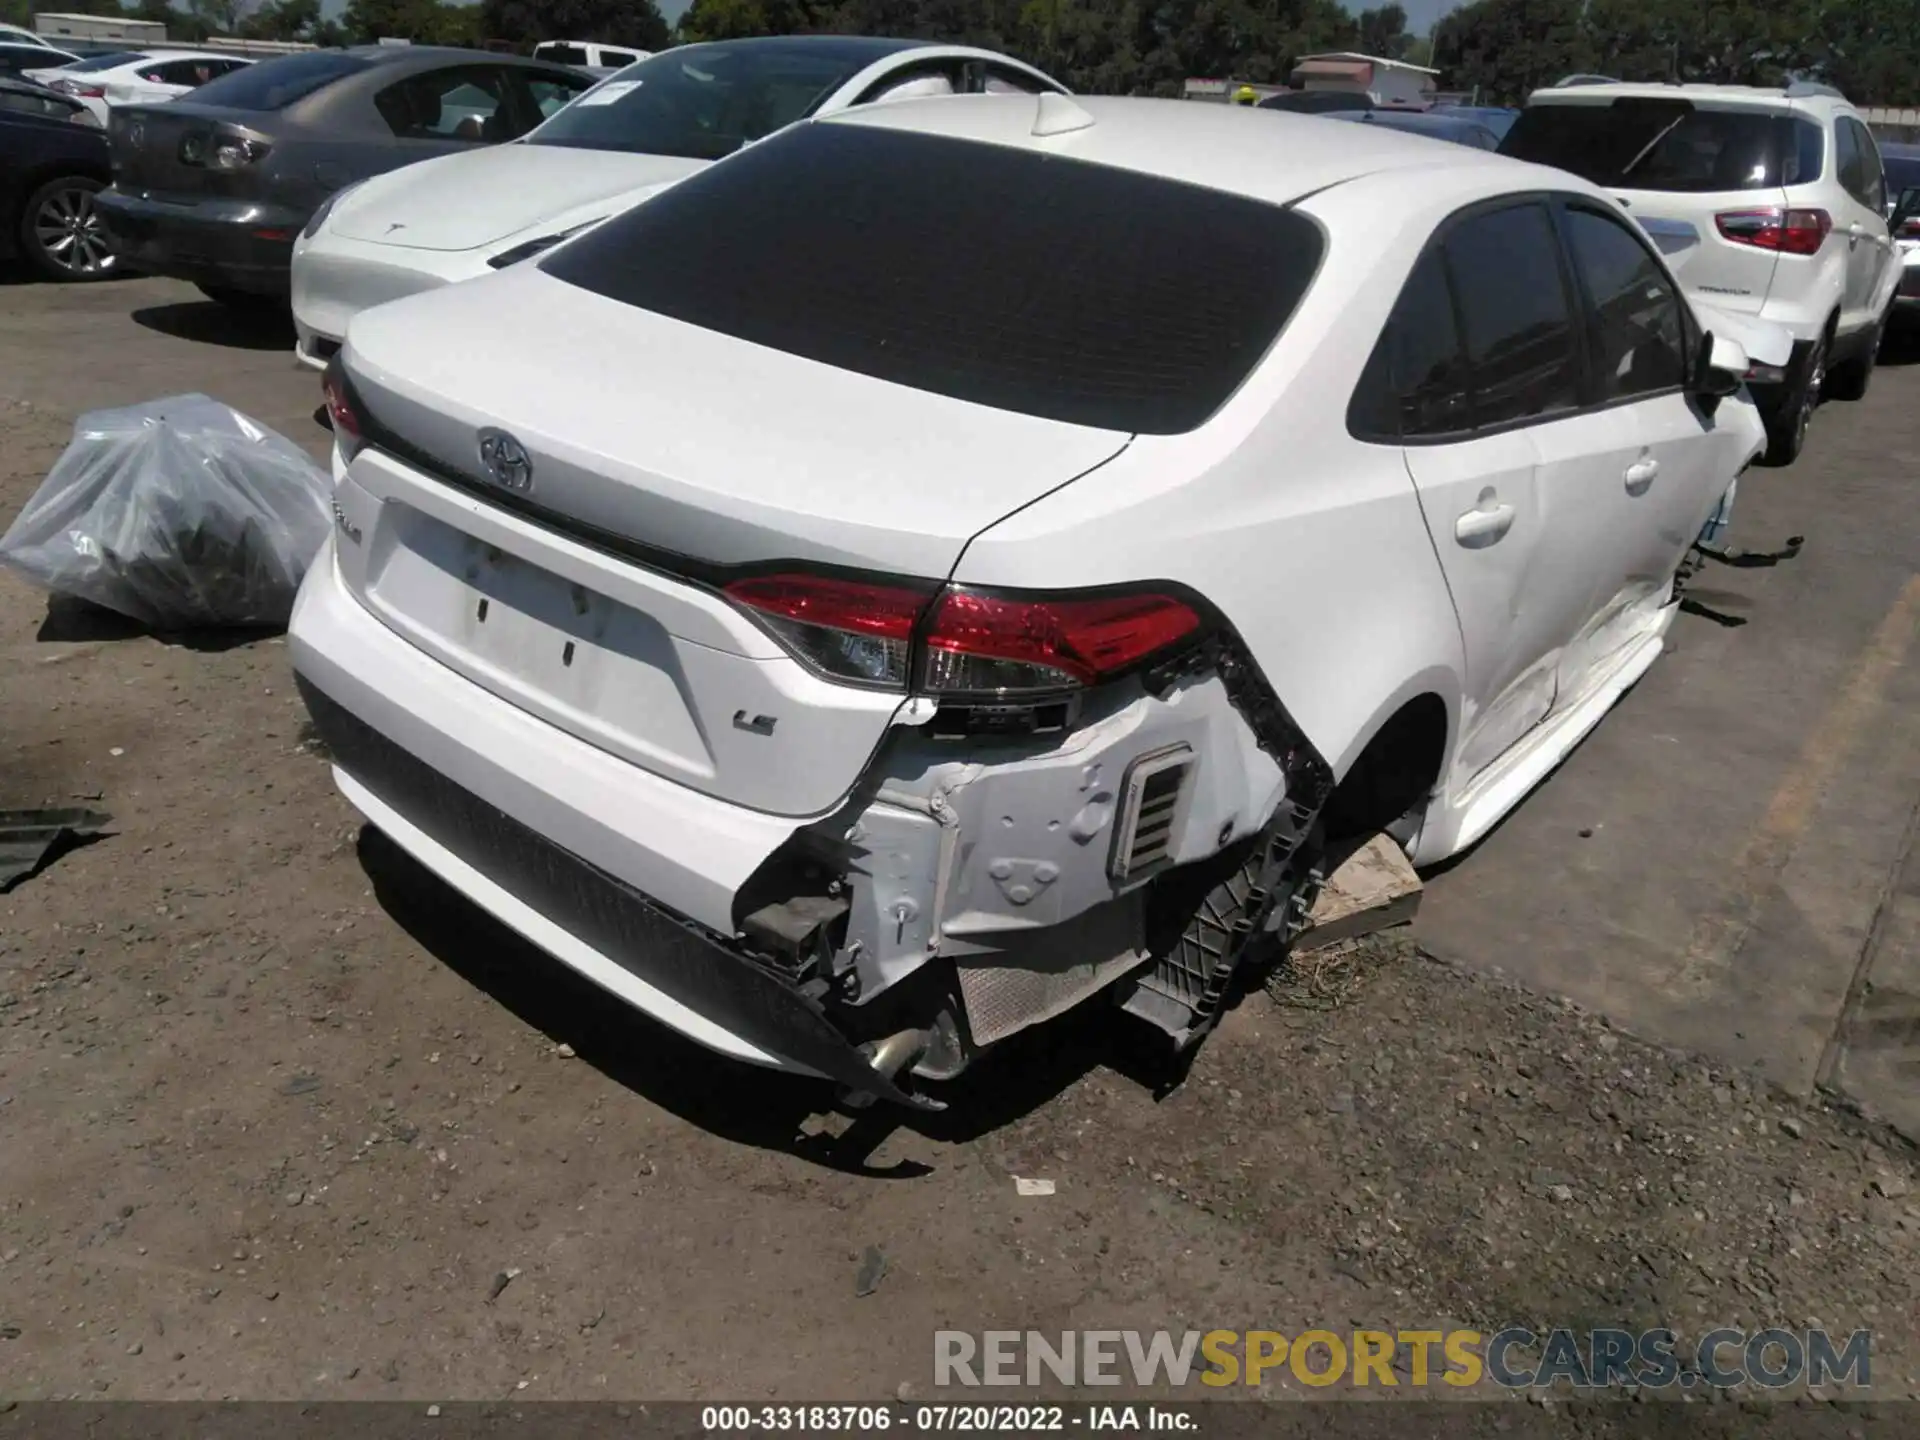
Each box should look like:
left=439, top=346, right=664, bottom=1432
left=1502, top=81, right=1901, bottom=464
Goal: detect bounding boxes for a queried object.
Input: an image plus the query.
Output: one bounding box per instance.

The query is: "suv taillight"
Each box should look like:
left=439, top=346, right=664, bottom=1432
left=723, top=573, right=1203, bottom=696
left=1715, top=207, right=1831, bottom=255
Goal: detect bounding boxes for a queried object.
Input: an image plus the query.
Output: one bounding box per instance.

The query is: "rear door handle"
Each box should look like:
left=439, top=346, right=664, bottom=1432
left=1454, top=501, right=1515, bottom=547
left=1625, top=457, right=1660, bottom=495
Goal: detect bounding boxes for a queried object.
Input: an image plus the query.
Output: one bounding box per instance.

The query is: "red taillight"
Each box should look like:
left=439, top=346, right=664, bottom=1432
left=1899, top=218, right=1920, bottom=239
left=725, top=572, right=1204, bottom=695
left=320, top=360, right=362, bottom=441
left=1715, top=207, right=1831, bottom=255
left=921, top=588, right=1201, bottom=693
left=724, top=573, right=932, bottom=687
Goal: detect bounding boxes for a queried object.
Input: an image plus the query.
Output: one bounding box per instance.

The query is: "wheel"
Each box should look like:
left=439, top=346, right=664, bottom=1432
left=1759, top=331, right=1826, bottom=467
left=1826, top=310, right=1887, bottom=402
left=194, top=284, right=286, bottom=312
left=19, top=174, right=116, bottom=282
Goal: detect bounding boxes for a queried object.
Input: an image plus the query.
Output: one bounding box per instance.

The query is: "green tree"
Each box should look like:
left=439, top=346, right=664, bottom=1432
left=482, top=0, right=671, bottom=50
left=1352, top=3, right=1410, bottom=60
left=675, top=0, right=819, bottom=42
left=1813, top=0, right=1920, bottom=104
left=1431, top=0, right=1589, bottom=102
left=243, top=0, right=322, bottom=39
left=341, top=0, right=486, bottom=44
left=189, top=0, right=256, bottom=36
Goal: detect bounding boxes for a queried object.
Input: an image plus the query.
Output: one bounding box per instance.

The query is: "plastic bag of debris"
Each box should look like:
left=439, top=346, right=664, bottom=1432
left=0, top=394, right=331, bottom=630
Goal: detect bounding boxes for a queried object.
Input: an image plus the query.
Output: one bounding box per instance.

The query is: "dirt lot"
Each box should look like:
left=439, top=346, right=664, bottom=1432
left=2, top=277, right=1918, bottom=1404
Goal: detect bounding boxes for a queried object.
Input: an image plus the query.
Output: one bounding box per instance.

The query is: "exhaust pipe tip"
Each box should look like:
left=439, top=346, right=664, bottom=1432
left=837, top=1027, right=934, bottom=1110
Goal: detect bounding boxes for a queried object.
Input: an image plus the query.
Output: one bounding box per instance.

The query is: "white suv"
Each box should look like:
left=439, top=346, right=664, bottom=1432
left=1503, top=81, right=1901, bottom=465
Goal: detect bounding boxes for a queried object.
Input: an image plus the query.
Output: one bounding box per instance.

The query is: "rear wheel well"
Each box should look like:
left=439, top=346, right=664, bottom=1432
left=1324, top=694, right=1448, bottom=842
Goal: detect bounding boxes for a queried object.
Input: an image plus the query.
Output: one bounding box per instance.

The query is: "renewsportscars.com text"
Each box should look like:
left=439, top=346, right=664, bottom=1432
left=933, top=1327, right=1872, bottom=1390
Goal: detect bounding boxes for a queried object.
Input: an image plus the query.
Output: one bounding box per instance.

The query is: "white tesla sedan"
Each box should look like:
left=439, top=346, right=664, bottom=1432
left=293, top=95, right=1771, bottom=1108
left=289, top=35, right=1067, bottom=370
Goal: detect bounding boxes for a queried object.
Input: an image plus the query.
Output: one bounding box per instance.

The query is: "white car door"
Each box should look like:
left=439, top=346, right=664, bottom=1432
left=1529, top=198, right=1727, bottom=697
left=1361, top=203, right=1608, bottom=788
left=1840, top=118, right=1899, bottom=322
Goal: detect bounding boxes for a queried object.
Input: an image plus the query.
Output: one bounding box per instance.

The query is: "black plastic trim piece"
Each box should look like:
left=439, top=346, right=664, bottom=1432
left=294, top=675, right=941, bottom=1111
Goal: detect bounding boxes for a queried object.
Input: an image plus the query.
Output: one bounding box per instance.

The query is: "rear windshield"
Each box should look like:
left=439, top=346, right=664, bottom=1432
left=1501, top=100, right=1824, bottom=191
left=187, top=50, right=369, bottom=110
left=534, top=43, right=589, bottom=65
left=542, top=121, right=1324, bottom=434
left=525, top=43, right=872, bottom=160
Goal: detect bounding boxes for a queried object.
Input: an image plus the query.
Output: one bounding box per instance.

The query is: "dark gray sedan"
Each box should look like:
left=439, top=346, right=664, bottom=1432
left=95, top=46, right=594, bottom=307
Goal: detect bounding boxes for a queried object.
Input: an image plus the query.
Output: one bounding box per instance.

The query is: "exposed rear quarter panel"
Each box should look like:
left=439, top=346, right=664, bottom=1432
left=951, top=175, right=1480, bottom=780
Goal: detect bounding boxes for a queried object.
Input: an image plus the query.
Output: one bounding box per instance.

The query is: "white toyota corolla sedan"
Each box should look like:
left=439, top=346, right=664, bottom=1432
left=289, top=34, right=1067, bottom=371
left=293, top=94, right=1771, bottom=1108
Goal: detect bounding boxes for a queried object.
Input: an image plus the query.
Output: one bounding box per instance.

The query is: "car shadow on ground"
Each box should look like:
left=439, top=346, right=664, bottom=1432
left=1881, top=326, right=1920, bottom=368
left=131, top=299, right=293, bottom=351
left=33, top=595, right=278, bottom=653
left=354, top=825, right=1194, bottom=1173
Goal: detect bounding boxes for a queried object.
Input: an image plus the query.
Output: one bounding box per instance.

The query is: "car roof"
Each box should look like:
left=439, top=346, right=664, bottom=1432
left=1524, top=81, right=1849, bottom=112
left=820, top=93, right=1515, bottom=208
left=1335, top=109, right=1495, bottom=140
left=111, top=49, right=241, bottom=63
left=337, top=43, right=600, bottom=70
left=659, top=34, right=935, bottom=63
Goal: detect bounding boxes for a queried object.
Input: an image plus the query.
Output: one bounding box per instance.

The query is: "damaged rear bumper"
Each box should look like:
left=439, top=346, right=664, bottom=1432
left=289, top=539, right=936, bottom=1106
left=298, top=681, right=938, bottom=1108
left=291, top=535, right=1323, bottom=1102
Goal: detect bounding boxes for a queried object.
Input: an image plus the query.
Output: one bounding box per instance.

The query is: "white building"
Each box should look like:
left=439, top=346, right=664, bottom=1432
left=1289, top=52, right=1439, bottom=109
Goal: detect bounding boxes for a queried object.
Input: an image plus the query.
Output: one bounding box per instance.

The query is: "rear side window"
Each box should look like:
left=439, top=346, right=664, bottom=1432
left=1502, top=101, right=1819, bottom=191
left=1560, top=204, right=1688, bottom=401
left=1839, top=118, right=1885, bottom=211
left=1348, top=249, right=1473, bottom=440
left=527, top=73, right=587, bottom=119
left=1444, top=203, right=1582, bottom=427
left=188, top=50, right=369, bottom=110
left=980, top=62, right=1050, bottom=94
left=147, top=58, right=221, bottom=86
left=376, top=66, right=511, bottom=142
left=542, top=121, right=1325, bottom=434
left=602, top=50, right=637, bottom=67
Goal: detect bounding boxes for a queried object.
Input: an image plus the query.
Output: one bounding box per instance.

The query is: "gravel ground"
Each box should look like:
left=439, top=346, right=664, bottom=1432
left=2, top=386, right=1917, bottom=1406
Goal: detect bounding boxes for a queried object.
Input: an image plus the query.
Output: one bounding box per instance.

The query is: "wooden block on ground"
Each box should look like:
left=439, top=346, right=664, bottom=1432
left=1295, top=833, right=1422, bottom=951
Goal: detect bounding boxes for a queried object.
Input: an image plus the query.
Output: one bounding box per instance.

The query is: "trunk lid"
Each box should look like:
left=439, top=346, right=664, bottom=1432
left=107, top=101, right=257, bottom=200
left=343, top=261, right=1132, bottom=581
left=335, top=263, right=1130, bottom=815
left=328, top=144, right=708, bottom=250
